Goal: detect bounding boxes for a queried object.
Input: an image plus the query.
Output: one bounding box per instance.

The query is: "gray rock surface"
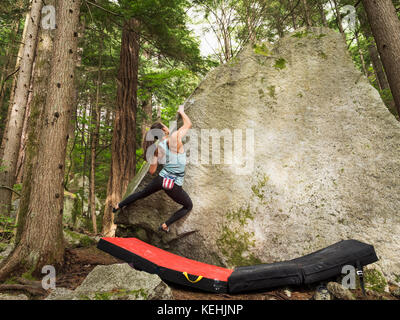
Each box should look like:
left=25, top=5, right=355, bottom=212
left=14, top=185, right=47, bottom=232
left=327, top=282, right=355, bottom=300
left=313, top=285, right=331, bottom=300
left=45, top=263, right=173, bottom=300
left=0, top=293, right=29, bottom=300
left=116, top=27, right=400, bottom=282
left=391, top=287, right=400, bottom=298
left=0, top=244, right=13, bottom=263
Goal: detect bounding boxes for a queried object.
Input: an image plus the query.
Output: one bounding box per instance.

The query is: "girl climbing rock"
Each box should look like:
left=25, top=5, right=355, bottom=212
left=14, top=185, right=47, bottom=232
left=112, top=105, right=193, bottom=233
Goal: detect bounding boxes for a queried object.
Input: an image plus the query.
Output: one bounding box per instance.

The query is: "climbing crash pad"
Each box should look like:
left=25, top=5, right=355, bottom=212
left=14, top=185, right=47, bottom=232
left=97, top=238, right=378, bottom=293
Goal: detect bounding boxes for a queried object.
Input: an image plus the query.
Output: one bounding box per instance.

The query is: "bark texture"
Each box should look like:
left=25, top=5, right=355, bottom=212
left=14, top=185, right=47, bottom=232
left=0, top=0, right=82, bottom=281
left=102, top=18, right=140, bottom=237
left=362, top=0, right=400, bottom=117
left=0, top=1, right=42, bottom=215
left=15, top=0, right=55, bottom=245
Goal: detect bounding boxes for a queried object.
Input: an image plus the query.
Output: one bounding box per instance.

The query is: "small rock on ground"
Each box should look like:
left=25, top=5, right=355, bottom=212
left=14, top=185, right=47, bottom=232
left=327, top=282, right=355, bottom=300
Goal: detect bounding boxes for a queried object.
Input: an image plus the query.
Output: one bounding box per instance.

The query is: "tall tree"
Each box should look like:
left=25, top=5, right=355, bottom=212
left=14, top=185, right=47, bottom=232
left=0, top=0, right=42, bottom=216
left=88, top=35, right=104, bottom=235
left=102, top=18, right=140, bottom=237
left=362, top=0, right=400, bottom=118
left=358, top=7, right=390, bottom=90
left=0, top=0, right=82, bottom=281
left=14, top=0, right=56, bottom=245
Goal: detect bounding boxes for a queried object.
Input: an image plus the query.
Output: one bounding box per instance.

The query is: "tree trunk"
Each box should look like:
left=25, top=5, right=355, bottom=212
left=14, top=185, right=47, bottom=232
left=358, top=8, right=390, bottom=91
left=14, top=0, right=55, bottom=245
left=89, top=37, right=103, bottom=235
left=102, top=18, right=140, bottom=237
left=0, top=0, right=42, bottom=216
left=15, top=63, right=35, bottom=185
left=318, top=0, right=328, bottom=27
left=362, top=0, right=400, bottom=118
left=0, top=20, right=20, bottom=124
left=290, top=0, right=297, bottom=30
left=332, top=0, right=345, bottom=33
left=0, top=0, right=82, bottom=281
left=0, top=12, right=30, bottom=148
left=368, top=42, right=390, bottom=91
left=302, top=0, right=312, bottom=27
left=141, top=94, right=153, bottom=143
left=156, top=104, right=161, bottom=121
left=355, top=29, right=368, bottom=76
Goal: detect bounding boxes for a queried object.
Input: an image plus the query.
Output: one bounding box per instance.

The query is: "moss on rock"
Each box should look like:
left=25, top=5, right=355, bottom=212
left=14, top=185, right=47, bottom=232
left=253, top=43, right=270, bottom=56
left=274, top=58, right=287, bottom=70
left=364, top=268, right=388, bottom=293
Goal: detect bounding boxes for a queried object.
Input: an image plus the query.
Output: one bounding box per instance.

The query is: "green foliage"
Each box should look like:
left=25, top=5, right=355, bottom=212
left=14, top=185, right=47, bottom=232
left=0, top=214, right=17, bottom=240
left=253, top=43, right=270, bottom=56
left=251, top=174, right=269, bottom=201
left=274, top=58, right=286, bottom=70
left=292, top=30, right=312, bottom=38
left=364, top=269, right=387, bottom=293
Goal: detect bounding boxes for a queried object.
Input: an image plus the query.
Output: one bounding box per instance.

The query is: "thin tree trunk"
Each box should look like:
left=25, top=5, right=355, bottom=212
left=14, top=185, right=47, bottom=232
left=141, top=94, right=153, bottom=144
left=362, top=0, right=400, bottom=118
left=368, top=42, right=389, bottom=90
left=302, top=0, right=312, bottom=27
left=102, top=18, right=140, bottom=237
left=355, top=29, right=368, bottom=76
left=290, top=0, right=298, bottom=30
left=15, top=63, right=35, bottom=185
left=0, top=0, right=42, bottom=216
left=318, top=0, right=328, bottom=27
left=156, top=104, right=161, bottom=121
left=81, top=102, right=87, bottom=218
left=332, top=0, right=344, bottom=33
left=89, top=36, right=103, bottom=235
left=0, top=12, right=31, bottom=150
left=0, top=20, right=20, bottom=121
left=0, top=0, right=82, bottom=281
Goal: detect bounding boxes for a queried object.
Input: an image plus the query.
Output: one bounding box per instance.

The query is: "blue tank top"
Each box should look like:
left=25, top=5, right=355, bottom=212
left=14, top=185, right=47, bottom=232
left=158, top=138, right=186, bottom=186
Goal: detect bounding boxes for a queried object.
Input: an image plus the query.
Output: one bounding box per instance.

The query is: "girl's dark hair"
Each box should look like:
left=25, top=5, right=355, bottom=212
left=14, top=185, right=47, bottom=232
left=143, top=122, right=165, bottom=159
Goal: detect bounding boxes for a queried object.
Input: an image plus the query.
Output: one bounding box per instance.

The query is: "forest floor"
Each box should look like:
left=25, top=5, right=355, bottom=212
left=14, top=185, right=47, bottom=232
left=51, top=245, right=398, bottom=301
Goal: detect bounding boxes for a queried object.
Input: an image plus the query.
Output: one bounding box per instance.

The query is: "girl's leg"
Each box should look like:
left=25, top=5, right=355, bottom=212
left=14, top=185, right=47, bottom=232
left=118, top=175, right=163, bottom=208
left=163, top=185, right=193, bottom=227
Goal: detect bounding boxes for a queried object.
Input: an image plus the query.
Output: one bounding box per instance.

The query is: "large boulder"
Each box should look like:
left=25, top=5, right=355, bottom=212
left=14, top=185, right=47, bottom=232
left=116, top=27, right=400, bottom=283
left=45, top=263, right=173, bottom=300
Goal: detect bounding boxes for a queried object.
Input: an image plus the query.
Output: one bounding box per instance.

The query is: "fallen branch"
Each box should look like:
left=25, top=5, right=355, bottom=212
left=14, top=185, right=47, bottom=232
left=0, top=185, right=21, bottom=197
left=15, top=277, right=43, bottom=289
left=0, top=284, right=47, bottom=296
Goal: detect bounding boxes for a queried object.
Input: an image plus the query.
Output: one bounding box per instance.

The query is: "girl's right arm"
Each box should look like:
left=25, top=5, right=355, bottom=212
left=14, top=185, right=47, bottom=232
left=149, top=153, right=158, bottom=175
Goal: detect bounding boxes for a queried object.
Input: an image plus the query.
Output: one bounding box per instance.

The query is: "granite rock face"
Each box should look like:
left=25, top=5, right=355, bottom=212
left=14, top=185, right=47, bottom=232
left=45, top=263, right=173, bottom=300
left=116, top=27, right=400, bottom=283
